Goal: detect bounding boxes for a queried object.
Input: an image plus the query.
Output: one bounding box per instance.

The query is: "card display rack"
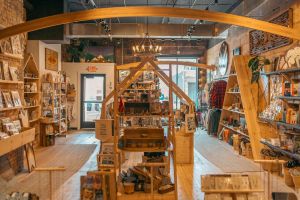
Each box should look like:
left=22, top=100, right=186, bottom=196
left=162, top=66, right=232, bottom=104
left=40, top=72, right=67, bottom=146
left=23, top=54, right=40, bottom=145
left=0, top=53, right=36, bottom=174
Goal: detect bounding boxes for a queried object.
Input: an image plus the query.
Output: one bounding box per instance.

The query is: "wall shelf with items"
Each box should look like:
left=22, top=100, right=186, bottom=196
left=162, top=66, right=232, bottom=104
left=23, top=54, right=41, bottom=145
left=218, top=60, right=252, bottom=159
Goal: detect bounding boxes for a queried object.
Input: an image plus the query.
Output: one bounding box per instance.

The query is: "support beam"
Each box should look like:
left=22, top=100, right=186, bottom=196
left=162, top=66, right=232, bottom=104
left=67, top=23, right=221, bottom=39
left=0, top=6, right=299, bottom=40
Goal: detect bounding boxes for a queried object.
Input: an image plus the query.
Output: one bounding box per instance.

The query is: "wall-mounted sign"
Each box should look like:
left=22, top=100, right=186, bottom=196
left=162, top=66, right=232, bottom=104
left=86, top=66, right=98, bottom=72
left=249, top=9, right=293, bottom=56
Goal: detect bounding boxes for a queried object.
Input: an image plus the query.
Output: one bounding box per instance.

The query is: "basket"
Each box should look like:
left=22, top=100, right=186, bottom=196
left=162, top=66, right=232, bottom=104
left=123, top=182, right=135, bottom=194
left=283, top=167, right=294, bottom=187
left=263, top=64, right=273, bottom=73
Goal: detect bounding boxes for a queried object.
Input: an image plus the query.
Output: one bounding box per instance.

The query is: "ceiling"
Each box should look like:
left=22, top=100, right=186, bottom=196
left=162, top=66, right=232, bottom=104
left=67, top=0, right=243, bottom=24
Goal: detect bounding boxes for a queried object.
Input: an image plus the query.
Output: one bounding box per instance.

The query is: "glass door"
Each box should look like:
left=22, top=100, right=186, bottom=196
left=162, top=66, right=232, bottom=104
left=80, top=74, right=105, bottom=128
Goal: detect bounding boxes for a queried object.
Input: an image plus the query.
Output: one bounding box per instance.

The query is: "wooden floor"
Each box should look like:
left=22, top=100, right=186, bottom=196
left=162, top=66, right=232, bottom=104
left=1, top=130, right=299, bottom=200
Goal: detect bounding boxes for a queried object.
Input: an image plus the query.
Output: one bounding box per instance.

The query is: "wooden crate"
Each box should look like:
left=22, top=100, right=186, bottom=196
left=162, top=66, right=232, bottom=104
left=175, top=131, right=194, bottom=164
left=0, top=127, right=35, bottom=156
left=95, top=119, right=114, bottom=142
left=120, top=128, right=165, bottom=151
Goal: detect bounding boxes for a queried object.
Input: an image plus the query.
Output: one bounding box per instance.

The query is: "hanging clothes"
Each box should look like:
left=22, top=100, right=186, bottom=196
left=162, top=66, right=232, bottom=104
left=209, top=80, right=227, bottom=109
left=207, top=109, right=221, bottom=136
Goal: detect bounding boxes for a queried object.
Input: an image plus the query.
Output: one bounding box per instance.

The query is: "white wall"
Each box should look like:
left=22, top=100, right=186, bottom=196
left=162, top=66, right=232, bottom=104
left=62, top=62, right=114, bottom=129
left=26, top=40, right=62, bottom=75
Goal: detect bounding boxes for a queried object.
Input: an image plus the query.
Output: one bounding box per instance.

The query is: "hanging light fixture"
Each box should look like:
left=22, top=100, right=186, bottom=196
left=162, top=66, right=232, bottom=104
left=132, top=0, right=162, bottom=56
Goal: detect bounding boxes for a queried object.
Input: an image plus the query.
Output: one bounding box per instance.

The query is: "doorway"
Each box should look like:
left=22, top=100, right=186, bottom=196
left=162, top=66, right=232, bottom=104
left=80, top=74, right=105, bottom=128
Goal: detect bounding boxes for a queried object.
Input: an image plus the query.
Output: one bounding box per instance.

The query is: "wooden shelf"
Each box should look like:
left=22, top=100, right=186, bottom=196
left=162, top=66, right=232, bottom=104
left=29, top=118, right=40, bottom=123
left=276, top=121, right=300, bottom=130
left=0, top=80, right=23, bottom=84
left=119, top=147, right=167, bottom=152
left=226, top=91, right=240, bottom=94
left=24, top=77, right=39, bottom=80
left=0, top=53, right=23, bottom=60
left=278, top=96, right=300, bottom=104
left=202, top=189, right=264, bottom=193
left=0, top=106, right=22, bottom=112
left=220, top=123, right=249, bottom=139
left=24, top=105, right=40, bottom=109
left=24, top=92, right=39, bottom=94
left=260, top=140, right=300, bottom=162
left=222, top=108, right=245, bottom=115
left=0, top=128, right=35, bottom=157
left=262, top=68, right=300, bottom=76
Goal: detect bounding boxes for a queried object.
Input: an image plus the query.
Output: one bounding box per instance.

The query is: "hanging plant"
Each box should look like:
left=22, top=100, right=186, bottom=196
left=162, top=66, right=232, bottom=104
left=248, top=56, right=271, bottom=83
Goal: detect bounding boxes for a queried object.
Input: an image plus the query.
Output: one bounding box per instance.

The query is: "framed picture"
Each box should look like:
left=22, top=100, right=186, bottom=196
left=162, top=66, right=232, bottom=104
left=11, top=91, right=22, bottom=107
left=9, top=66, right=19, bottom=81
left=143, top=71, right=155, bottom=81
left=101, top=143, right=114, bottom=155
left=97, top=154, right=115, bottom=167
left=45, top=48, right=58, bottom=71
left=185, top=114, right=196, bottom=133
left=1, top=61, right=10, bottom=80
left=19, top=109, right=29, bottom=127
left=10, top=35, right=22, bottom=56
left=2, top=91, right=13, bottom=108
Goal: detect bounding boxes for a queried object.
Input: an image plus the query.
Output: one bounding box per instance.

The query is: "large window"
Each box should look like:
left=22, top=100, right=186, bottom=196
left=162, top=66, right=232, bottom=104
left=157, top=57, right=198, bottom=110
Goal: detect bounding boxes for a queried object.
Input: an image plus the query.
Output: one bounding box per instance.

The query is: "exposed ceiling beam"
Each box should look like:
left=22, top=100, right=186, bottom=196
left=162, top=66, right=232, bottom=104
left=66, top=23, right=226, bottom=39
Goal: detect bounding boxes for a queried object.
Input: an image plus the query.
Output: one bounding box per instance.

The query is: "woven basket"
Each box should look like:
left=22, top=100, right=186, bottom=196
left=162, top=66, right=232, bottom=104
left=123, top=182, right=135, bottom=194
left=264, top=64, right=273, bottom=73
left=261, top=155, right=280, bottom=172
left=283, top=167, right=294, bottom=187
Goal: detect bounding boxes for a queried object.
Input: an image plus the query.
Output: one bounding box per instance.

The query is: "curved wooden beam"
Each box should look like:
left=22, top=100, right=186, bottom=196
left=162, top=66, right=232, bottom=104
left=117, top=61, right=216, bottom=70
left=0, top=7, right=299, bottom=40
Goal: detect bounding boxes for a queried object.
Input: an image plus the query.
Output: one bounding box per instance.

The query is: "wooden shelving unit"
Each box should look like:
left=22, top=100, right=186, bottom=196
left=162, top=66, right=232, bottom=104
left=23, top=54, right=41, bottom=145
left=218, top=63, right=251, bottom=157
left=40, top=72, right=67, bottom=146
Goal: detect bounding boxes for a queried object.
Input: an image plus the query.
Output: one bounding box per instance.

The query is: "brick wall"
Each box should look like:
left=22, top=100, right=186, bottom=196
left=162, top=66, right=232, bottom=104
left=0, top=0, right=24, bottom=27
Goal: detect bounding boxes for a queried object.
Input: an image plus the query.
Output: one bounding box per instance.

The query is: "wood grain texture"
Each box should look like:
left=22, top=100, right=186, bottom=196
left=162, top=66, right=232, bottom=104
left=117, top=61, right=216, bottom=70
left=0, top=7, right=299, bottom=40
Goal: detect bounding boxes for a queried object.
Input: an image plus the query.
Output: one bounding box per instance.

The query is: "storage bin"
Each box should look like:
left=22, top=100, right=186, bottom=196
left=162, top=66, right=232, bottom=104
left=123, top=182, right=135, bottom=194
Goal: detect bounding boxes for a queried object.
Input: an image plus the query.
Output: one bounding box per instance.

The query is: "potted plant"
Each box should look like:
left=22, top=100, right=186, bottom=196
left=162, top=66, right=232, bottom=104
left=248, top=56, right=271, bottom=83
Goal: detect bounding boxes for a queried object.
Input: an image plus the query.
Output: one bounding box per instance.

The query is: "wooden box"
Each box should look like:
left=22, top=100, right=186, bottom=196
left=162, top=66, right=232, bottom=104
left=0, top=127, right=35, bottom=156
left=121, top=128, right=165, bottom=150
left=175, top=131, right=194, bottom=164
left=95, top=119, right=114, bottom=142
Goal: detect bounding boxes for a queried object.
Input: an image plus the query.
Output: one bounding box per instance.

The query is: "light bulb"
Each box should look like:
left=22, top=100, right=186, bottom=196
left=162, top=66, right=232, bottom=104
left=132, top=46, right=136, bottom=52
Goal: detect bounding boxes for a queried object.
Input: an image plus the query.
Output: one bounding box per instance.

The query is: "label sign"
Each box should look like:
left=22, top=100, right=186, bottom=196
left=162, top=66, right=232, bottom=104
left=86, top=66, right=98, bottom=72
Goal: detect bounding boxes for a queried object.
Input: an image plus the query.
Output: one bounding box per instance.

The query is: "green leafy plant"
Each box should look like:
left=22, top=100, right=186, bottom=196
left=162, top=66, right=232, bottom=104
left=248, top=56, right=271, bottom=83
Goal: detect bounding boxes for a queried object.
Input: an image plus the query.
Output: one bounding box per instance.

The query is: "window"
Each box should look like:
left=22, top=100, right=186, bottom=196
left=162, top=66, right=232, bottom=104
left=157, top=57, right=198, bottom=110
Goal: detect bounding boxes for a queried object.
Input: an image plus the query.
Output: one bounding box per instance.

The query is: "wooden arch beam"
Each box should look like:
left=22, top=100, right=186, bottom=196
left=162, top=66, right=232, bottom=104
left=117, top=61, right=216, bottom=71
left=0, top=6, right=299, bottom=40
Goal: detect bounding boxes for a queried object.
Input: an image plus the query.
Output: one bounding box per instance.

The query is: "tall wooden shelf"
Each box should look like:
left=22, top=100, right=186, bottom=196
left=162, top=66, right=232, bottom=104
left=40, top=72, right=67, bottom=146
left=23, top=54, right=41, bottom=145
left=217, top=56, right=267, bottom=160
left=218, top=64, right=252, bottom=158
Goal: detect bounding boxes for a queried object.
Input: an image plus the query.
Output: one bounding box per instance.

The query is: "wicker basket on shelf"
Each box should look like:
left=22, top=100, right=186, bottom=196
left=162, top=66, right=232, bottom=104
left=123, top=182, right=135, bottom=194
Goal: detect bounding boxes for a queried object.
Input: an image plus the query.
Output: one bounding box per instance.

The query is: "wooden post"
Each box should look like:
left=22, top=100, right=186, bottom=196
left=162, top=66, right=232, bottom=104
left=169, top=64, right=178, bottom=200
left=113, top=65, right=119, bottom=183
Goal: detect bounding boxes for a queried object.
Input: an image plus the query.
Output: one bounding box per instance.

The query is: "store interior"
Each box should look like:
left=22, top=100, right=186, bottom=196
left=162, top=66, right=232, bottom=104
left=0, top=0, right=300, bottom=199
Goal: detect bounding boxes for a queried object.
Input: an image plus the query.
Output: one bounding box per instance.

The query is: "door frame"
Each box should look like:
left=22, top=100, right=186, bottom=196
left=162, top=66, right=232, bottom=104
left=80, top=74, right=106, bottom=129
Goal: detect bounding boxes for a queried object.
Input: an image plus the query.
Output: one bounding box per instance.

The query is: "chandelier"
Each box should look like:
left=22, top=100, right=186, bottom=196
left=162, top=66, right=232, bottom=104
left=132, top=33, right=162, bottom=56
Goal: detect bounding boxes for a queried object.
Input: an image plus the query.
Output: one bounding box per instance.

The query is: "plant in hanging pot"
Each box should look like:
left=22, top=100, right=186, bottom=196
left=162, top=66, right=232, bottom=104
left=248, top=56, right=271, bottom=83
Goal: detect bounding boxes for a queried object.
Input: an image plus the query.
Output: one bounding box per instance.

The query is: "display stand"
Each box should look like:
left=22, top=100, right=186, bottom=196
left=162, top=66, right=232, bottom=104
left=23, top=54, right=40, bottom=145
left=40, top=72, right=67, bottom=146
left=97, top=57, right=202, bottom=199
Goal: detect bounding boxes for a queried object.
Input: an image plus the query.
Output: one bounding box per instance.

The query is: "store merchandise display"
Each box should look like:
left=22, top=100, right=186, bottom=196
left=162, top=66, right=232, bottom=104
left=201, top=174, right=264, bottom=199
left=0, top=192, right=39, bottom=200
